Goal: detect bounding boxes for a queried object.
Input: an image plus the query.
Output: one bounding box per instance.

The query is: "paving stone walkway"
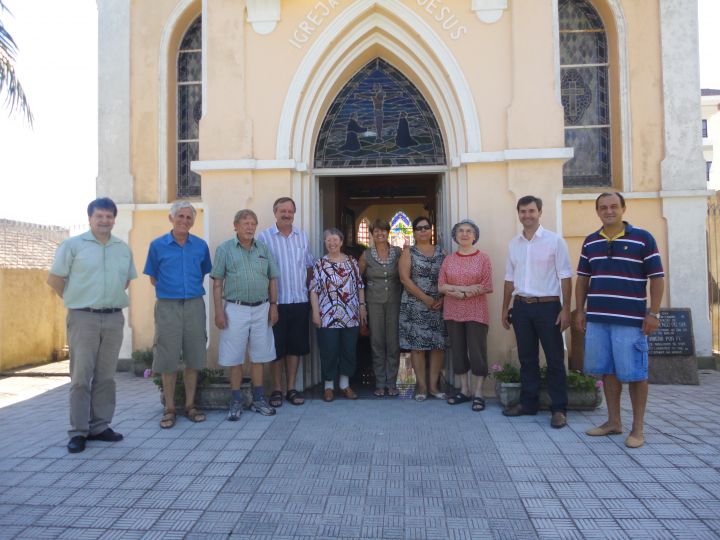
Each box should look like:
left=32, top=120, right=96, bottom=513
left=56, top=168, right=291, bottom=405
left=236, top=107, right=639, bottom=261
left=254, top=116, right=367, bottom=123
left=1, top=367, right=720, bottom=539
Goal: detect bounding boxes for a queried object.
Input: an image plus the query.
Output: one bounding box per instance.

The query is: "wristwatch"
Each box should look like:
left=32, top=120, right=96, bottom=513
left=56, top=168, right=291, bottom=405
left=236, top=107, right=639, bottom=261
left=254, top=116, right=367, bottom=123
left=647, top=310, right=659, bottom=319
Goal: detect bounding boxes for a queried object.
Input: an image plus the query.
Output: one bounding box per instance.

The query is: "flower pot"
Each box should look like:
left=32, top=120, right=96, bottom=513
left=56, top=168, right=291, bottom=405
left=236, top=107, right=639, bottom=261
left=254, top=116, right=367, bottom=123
left=495, top=382, right=602, bottom=410
left=495, top=382, right=521, bottom=408
left=159, top=380, right=252, bottom=411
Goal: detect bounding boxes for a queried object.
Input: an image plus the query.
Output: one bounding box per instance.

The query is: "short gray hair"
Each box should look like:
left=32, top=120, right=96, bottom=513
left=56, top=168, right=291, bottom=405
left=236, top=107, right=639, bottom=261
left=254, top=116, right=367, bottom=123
left=451, top=219, right=480, bottom=245
left=233, top=209, right=258, bottom=224
left=323, top=227, right=344, bottom=243
left=169, top=200, right=196, bottom=218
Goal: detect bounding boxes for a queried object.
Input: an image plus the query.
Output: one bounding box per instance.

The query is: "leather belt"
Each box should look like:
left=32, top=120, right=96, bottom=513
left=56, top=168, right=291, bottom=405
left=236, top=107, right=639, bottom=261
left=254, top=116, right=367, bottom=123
left=515, top=295, right=560, bottom=304
left=226, top=299, right=267, bottom=307
left=77, top=307, right=122, bottom=314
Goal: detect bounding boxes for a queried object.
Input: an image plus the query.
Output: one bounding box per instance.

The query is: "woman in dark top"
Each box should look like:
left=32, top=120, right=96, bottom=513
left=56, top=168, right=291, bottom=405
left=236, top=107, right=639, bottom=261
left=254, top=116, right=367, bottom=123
left=359, top=219, right=403, bottom=397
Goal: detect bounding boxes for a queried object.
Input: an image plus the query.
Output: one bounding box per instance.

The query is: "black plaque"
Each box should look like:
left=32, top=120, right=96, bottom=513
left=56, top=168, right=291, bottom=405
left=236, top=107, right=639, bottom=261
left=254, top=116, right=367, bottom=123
left=647, top=308, right=694, bottom=356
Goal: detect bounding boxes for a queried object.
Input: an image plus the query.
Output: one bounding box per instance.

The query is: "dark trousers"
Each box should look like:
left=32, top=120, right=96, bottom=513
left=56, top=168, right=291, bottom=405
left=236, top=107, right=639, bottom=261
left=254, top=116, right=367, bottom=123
left=512, top=299, right=567, bottom=413
left=316, top=327, right=359, bottom=382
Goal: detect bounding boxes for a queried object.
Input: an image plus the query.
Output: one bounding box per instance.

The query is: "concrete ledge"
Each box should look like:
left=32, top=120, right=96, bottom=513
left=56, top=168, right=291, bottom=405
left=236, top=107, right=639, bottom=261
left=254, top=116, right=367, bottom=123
left=648, top=356, right=699, bottom=385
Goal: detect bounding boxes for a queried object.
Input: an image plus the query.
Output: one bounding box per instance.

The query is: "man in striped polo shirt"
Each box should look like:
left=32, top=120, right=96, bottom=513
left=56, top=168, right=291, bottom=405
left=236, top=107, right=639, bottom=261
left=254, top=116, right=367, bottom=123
left=575, top=192, right=664, bottom=449
left=258, top=197, right=315, bottom=407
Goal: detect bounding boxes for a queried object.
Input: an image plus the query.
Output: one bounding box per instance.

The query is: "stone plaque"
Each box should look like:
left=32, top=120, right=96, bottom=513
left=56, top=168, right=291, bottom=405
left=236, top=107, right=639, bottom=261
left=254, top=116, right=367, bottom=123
left=648, top=308, right=694, bottom=356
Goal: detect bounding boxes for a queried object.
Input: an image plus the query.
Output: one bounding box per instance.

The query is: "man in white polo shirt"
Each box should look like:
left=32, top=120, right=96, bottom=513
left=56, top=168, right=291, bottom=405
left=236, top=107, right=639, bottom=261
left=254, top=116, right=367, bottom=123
left=501, top=195, right=573, bottom=428
left=258, top=197, right=315, bottom=407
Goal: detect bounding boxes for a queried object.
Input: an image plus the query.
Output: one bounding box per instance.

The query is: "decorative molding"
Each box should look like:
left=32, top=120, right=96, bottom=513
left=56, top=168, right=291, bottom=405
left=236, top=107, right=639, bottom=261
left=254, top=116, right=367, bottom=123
left=245, top=0, right=281, bottom=35
left=310, top=165, right=449, bottom=176
left=471, top=0, right=508, bottom=24
left=277, top=0, right=481, bottom=162
left=560, top=189, right=713, bottom=201
left=461, top=147, right=574, bottom=163
left=158, top=0, right=197, bottom=204
left=191, top=159, right=297, bottom=172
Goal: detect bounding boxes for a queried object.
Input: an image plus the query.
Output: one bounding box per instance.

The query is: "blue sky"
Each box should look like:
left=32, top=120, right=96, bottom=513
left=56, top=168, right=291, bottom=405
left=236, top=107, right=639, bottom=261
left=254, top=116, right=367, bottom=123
left=0, top=0, right=718, bottom=227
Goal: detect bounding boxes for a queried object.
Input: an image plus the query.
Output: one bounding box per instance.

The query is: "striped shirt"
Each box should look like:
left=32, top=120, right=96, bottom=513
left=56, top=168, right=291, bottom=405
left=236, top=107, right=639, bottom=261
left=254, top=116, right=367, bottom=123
left=258, top=224, right=315, bottom=304
left=210, top=237, right=279, bottom=303
left=577, top=222, right=664, bottom=327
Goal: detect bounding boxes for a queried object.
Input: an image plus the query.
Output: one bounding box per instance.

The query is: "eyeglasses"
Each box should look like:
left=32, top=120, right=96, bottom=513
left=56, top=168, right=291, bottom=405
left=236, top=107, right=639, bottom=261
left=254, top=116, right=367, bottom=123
left=414, top=225, right=431, bottom=231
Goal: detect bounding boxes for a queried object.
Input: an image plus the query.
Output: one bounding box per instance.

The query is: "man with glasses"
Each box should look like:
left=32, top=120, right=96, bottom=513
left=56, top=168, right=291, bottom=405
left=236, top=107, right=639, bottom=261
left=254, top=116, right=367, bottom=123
left=575, top=192, right=664, bottom=448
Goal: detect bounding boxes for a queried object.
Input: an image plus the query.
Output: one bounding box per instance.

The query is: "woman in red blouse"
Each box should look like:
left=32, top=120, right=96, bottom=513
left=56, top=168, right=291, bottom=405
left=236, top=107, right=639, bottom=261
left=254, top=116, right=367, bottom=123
left=438, top=219, right=493, bottom=411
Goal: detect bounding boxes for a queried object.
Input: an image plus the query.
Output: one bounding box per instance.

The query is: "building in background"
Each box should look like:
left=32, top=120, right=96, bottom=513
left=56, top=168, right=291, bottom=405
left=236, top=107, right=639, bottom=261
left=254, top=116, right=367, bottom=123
left=703, top=89, right=720, bottom=188
left=96, top=0, right=713, bottom=386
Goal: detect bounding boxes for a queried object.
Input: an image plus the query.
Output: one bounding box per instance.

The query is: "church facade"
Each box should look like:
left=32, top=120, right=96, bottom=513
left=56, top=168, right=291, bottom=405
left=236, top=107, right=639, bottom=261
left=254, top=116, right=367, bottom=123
left=97, top=0, right=712, bottom=379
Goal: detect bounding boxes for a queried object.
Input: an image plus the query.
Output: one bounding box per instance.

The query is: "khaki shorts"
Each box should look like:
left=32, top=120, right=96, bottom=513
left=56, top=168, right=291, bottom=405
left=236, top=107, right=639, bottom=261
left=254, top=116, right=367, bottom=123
left=152, top=297, right=207, bottom=373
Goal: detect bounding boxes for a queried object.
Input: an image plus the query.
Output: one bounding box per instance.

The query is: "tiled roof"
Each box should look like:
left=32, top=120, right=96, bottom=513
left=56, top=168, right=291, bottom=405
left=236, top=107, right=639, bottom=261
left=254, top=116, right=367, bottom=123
left=0, top=219, right=69, bottom=269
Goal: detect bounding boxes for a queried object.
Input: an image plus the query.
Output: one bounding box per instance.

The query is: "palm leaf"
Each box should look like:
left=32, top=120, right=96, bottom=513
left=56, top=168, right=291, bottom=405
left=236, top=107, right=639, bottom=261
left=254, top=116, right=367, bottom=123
left=0, top=1, right=33, bottom=126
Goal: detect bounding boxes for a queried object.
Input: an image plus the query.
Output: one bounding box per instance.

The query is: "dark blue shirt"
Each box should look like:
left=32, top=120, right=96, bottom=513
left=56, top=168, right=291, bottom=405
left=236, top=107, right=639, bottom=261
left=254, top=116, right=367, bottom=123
left=577, top=222, right=664, bottom=327
left=144, top=232, right=212, bottom=299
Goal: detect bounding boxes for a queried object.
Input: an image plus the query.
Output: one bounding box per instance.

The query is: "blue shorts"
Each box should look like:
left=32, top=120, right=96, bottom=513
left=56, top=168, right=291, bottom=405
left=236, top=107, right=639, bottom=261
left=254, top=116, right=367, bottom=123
left=583, top=322, right=648, bottom=382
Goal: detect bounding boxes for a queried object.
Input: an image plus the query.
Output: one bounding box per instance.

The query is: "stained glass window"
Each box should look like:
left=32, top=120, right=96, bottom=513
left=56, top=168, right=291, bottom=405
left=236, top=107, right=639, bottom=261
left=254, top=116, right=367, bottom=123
left=389, top=211, right=413, bottom=248
left=177, top=17, right=202, bottom=198
left=559, top=0, right=611, bottom=187
left=314, top=58, right=446, bottom=169
left=358, top=218, right=370, bottom=247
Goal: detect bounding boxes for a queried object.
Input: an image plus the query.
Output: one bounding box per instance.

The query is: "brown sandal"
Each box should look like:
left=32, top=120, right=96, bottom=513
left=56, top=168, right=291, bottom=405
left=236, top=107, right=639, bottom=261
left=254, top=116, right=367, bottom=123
left=160, top=410, right=176, bottom=429
left=185, top=407, right=206, bottom=423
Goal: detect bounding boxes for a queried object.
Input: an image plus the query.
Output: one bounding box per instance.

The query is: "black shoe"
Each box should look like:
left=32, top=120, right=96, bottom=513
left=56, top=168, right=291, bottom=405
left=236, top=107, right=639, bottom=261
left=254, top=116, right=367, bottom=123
left=502, top=403, right=537, bottom=417
left=67, top=436, right=86, bottom=453
left=87, top=428, right=123, bottom=442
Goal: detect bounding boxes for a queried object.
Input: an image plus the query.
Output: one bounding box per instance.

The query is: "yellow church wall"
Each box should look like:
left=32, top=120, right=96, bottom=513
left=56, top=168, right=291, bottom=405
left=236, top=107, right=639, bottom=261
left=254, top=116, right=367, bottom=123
left=0, top=269, right=66, bottom=371
left=621, top=0, right=664, bottom=193
left=130, top=0, right=199, bottom=203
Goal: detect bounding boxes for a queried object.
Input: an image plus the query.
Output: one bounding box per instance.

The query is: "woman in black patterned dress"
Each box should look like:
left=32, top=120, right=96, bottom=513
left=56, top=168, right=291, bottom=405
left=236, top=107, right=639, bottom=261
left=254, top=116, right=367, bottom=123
left=398, top=216, right=447, bottom=401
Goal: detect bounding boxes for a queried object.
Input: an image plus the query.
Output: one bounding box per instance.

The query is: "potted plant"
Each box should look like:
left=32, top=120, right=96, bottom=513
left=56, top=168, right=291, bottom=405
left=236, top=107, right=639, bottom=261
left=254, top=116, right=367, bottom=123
left=491, top=363, right=603, bottom=410
left=131, top=348, right=153, bottom=377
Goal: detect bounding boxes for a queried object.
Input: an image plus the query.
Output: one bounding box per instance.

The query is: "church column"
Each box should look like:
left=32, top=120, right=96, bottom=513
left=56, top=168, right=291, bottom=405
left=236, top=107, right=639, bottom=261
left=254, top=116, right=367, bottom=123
left=96, top=0, right=133, bottom=202
left=659, top=0, right=711, bottom=355
left=505, top=0, right=566, bottom=231
left=198, top=0, right=255, bottom=364
left=97, top=0, right=134, bottom=358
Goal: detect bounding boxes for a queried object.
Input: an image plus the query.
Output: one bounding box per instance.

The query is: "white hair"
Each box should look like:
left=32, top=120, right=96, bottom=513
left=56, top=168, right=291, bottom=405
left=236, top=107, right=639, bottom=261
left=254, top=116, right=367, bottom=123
left=169, top=200, right=196, bottom=218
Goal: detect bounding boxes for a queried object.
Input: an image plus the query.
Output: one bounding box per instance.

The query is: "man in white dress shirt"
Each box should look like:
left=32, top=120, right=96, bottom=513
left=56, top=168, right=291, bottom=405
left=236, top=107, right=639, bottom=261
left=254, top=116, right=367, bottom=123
left=501, top=195, right=573, bottom=428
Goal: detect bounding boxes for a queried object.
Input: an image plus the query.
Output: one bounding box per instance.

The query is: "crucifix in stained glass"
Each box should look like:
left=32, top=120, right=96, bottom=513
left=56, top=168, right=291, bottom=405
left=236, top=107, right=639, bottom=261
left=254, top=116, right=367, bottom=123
left=314, top=58, right=445, bottom=169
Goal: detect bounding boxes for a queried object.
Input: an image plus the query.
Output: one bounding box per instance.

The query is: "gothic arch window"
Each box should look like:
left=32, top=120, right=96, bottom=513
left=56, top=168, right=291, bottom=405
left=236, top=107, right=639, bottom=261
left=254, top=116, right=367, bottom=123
left=358, top=218, right=370, bottom=247
left=389, top=211, right=413, bottom=247
left=314, top=58, right=446, bottom=169
left=177, top=17, right=202, bottom=197
left=559, top=0, right=611, bottom=187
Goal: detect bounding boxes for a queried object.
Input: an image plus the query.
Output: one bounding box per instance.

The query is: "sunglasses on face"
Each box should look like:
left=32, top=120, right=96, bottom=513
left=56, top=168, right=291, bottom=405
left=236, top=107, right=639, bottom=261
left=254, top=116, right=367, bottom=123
left=414, top=225, right=431, bottom=231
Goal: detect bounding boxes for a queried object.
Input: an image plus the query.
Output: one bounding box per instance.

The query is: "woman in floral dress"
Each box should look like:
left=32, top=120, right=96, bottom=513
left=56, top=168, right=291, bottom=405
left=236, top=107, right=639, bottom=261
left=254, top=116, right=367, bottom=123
left=310, top=228, right=367, bottom=402
left=399, top=216, right=447, bottom=401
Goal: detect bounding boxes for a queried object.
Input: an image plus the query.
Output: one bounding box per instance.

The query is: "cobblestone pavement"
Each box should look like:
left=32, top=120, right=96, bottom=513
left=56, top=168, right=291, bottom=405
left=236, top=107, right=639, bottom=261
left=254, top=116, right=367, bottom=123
left=1, top=367, right=720, bottom=539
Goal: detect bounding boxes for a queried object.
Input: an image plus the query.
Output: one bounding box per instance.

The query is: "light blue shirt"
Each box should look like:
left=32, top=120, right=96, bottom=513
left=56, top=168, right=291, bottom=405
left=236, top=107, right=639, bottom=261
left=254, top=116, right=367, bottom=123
left=50, top=231, right=137, bottom=309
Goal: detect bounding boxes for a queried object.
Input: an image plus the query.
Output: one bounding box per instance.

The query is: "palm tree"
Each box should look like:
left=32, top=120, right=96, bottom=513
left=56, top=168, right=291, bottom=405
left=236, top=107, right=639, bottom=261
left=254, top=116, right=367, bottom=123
left=0, top=0, right=32, bottom=125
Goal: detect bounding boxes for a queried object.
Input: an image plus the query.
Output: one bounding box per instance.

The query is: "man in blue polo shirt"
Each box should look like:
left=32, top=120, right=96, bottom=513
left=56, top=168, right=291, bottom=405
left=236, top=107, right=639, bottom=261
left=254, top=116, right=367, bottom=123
left=144, top=201, right=212, bottom=429
left=575, top=192, right=664, bottom=449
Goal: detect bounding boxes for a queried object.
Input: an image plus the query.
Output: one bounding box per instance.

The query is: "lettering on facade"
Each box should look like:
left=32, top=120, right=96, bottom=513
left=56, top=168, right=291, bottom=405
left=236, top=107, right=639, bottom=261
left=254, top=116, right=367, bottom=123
left=289, top=0, right=342, bottom=49
left=415, top=0, right=468, bottom=40
left=289, top=0, right=468, bottom=49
